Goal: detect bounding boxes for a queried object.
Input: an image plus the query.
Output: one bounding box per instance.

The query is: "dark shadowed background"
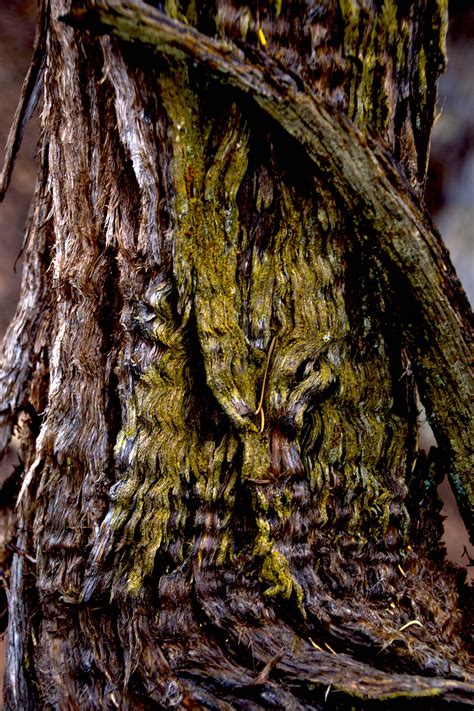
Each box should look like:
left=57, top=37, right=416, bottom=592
left=0, top=0, right=472, bottom=700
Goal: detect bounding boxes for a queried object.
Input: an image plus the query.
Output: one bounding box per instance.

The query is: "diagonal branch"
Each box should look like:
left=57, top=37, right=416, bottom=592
left=62, top=0, right=473, bottom=539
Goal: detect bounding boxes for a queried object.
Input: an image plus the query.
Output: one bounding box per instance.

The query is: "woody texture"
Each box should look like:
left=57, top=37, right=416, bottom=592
left=0, top=1, right=473, bottom=708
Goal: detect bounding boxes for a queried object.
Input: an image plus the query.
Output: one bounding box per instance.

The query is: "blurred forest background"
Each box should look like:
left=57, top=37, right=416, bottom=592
left=0, top=0, right=472, bottom=699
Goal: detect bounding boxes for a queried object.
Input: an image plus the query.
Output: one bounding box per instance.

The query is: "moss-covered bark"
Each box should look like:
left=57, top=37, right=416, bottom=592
left=0, top=0, right=472, bottom=708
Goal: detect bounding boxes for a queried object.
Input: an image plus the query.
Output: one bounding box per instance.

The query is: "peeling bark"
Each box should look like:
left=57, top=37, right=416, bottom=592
left=1, top=1, right=473, bottom=708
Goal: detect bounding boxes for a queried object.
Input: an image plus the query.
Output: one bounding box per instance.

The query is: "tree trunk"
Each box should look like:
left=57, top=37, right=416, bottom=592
left=1, top=0, right=473, bottom=708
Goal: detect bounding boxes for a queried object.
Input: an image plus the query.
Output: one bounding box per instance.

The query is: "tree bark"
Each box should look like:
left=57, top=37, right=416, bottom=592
left=1, top=0, right=473, bottom=708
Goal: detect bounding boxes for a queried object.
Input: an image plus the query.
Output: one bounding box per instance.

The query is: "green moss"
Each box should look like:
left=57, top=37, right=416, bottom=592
left=164, top=0, right=182, bottom=21
left=380, top=0, right=398, bottom=47
left=435, top=0, right=449, bottom=68
left=91, top=23, right=414, bottom=604
left=338, top=0, right=359, bottom=57
left=254, top=515, right=304, bottom=611
left=418, top=46, right=427, bottom=105
left=339, top=0, right=410, bottom=139
left=273, top=0, right=283, bottom=19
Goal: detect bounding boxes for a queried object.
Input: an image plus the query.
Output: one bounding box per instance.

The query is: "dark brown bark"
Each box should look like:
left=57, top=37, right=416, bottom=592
left=1, top=1, right=473, bottom=708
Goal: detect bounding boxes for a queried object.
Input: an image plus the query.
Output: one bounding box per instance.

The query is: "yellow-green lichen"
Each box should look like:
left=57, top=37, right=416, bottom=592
left=88, top=39, right=414, bottom=607
left=254, top=515, right=304, bottom=611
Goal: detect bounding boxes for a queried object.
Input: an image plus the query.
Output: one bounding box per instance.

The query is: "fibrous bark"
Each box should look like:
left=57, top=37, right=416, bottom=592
left=1, top=1, right=473, bottom=708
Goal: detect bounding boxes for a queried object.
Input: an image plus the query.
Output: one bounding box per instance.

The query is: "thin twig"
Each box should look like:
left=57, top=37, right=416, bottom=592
left=255, top=334, right=276, bottom=432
